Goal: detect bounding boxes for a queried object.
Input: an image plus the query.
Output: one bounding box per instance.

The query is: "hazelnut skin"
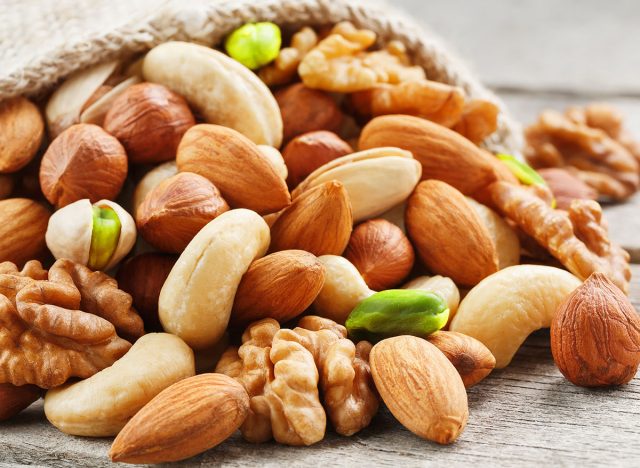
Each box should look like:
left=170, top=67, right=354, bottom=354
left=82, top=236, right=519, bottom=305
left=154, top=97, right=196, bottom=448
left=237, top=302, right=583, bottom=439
left=104, top=83, right=195, bottom=164
left=39, top=123, right=128, bottom=208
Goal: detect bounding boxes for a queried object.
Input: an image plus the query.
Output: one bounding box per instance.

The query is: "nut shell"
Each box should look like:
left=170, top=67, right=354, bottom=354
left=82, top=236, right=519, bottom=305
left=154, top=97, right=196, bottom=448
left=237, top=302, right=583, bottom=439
left=344, top=218, right=414, bottom=290
left=136, top=172, right=229, bottom=253
left=0, top=198, right=50, bottom=266
left=0, top=97, right=44, bottom=174
left=39, top=124, right=128, bottom=208
left=104, top=83, right=195, bottom=164
left=551, top=272, right=640, bottom=387
left=0, top=383, right=43, bottom=421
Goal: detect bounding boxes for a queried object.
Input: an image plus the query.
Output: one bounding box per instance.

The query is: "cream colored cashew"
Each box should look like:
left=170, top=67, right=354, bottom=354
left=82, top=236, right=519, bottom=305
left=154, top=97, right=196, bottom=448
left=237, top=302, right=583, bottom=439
left=450, top=265, right=582, bottom=368
left=403, top=275, right=460, bottom=326
left=44, top=333, right=194, bottom=437
left=159, top=209, right=270, bottom=349
left=313, top=255, right=374, bottom=324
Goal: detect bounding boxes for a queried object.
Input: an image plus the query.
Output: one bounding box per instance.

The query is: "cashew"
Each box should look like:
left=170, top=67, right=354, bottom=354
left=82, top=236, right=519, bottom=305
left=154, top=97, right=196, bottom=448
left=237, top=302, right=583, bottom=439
left=44, top=333, right=194, bottom=437
left=450, top=265, right=582, bottom=368
left=466, top=197, right=520, bottom=269
left=403, top=275, right=460, bottom=327
left=159, top=209, right=270, bottom=349
left=313, top=255, right=374, bottom=324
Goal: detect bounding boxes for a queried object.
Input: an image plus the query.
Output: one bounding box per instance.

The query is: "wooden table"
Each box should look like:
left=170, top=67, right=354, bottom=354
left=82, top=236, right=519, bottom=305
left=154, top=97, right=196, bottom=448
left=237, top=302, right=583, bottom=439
left=2, top=0, right=640, bottom=466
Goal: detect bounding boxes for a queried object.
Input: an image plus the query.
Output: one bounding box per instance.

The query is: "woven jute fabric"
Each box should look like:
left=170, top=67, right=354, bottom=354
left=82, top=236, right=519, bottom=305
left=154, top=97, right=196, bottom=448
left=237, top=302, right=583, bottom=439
left=0, top=0, right=522, bottom=154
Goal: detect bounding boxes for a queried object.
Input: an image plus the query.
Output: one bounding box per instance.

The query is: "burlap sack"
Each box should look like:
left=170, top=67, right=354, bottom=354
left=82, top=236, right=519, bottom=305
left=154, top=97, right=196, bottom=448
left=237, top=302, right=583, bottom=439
left=1, top=0, right=522, bottom=154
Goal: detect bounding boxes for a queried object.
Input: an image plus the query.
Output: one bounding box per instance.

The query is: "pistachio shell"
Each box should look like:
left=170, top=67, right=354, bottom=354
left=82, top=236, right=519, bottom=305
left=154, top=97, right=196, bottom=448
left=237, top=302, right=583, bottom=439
left=46, top=199, right=93, bottom=265
left=80, top=75, right=141, bottom=126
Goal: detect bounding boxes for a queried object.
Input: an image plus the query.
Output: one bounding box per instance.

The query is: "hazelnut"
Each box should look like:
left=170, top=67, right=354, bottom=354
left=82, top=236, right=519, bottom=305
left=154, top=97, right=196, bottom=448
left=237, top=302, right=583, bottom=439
left=275, top=83, right=343, bottom=142
left=0, top=97, right=44, bottom=174
left=104, top=83, right=195, bottom=164
left=283, top=131, right=353, bottom=188
left=551, top=272, right=640, bottom=387
left=0, top=198, right=50, bottom=266
left=136, top=172, right=230, bottom=253
left=132, top=161, right=178, bottom=217
left=344, top=218, right=415, bottom=290
left=39, top=124, right=128, bottom=208
left=116, top=253, right=177, bottom=332
left=46, top=199, right=136, bottom=270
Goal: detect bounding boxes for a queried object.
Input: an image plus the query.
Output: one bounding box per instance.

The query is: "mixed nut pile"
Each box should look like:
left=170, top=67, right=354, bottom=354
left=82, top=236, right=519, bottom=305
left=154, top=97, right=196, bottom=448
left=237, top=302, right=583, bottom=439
left=1, top=20, right=640, bottom=464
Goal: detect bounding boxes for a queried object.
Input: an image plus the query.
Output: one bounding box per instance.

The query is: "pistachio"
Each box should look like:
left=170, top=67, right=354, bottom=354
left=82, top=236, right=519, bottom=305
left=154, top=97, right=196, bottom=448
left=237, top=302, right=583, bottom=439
left=89, top=205, right=122, bottom=270
left=346, top=290, right=449, bottom=343
left=225, top=22, right=282, bottom=70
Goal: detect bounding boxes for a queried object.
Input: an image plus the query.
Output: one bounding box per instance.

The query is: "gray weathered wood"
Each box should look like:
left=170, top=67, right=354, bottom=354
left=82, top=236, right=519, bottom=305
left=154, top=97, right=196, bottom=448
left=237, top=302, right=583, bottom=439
left=1, top=266, right=639, bottom=467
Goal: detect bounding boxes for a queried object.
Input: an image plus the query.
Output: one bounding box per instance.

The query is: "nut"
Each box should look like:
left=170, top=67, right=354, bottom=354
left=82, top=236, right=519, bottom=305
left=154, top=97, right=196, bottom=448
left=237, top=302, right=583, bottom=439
left=0, top=174, right=14, bottom=200
left=259, top=26, right=318, bottom=86
left=132, top=160, right=177, bottom=217
left=46, top=199, right=136, bottom=270
left=0, top=383, right=42, bottom=421
left=426, top=331, right=496, bottom=388
left=270, top=181, right=352, bottom=256
left=551, top=273, right=640, bottom=387
left=116, top=253, right=177, bottom=332
left=103, top=82, right=195, bottom=164
left=159, top=209, right=270, bottom=349
left=275, top=83, right=343, bottom=142
left=177, top=124, right=290, bottom=215
left=44, top=333, right=194, bottom=437
left=344, top=218, right=415, bottom=290
left=143, top=41, right=283, bottom=146
left=283, top=131, right=353, bottom=188
left=136, top=172, right=229, bottom=253
left=39, top=124, right=128, bottom=208
left=0, top=97, right=44, bottom=173
left=538, top=167, right=598, bottom=210
left=403, top=275, right=460, bottom=328
left=450, top=265, right=582, bottom=368
left=110, top=373, right=249, bottom=464
left=370, top=336, right=468, bottom=444
left=292, top=147, right=422, bottom=223
left=231, top=250, right=325, bottom=327
left=406, top=180, right=499, bottom=286
left=0, top=198, right=50, bottom=266
left=346, top=289, right=449, bottom=342
left=452, top=99, right=500, bottom=144
left=225, top=22, right=282, bottom=70
left=359, top=115, right=509, bottom=195
left=313, top=255, right=374, bottom=324
left=258, top=145, right=288, bottom=181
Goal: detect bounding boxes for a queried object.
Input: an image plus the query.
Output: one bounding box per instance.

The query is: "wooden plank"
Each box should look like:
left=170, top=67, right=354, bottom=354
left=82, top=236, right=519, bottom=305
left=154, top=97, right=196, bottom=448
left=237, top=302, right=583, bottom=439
left=2, top=265, right=639, bottom=467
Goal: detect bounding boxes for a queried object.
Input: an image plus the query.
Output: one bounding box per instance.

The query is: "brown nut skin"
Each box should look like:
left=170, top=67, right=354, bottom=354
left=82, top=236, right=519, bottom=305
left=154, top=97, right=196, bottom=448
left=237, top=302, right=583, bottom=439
left=231, top=250, right=325, bottom=327
left=116, top=253, right=177, bottom=332
left=283, top=131, right=353, bottom=188
left=0, top=97, right=44, bottom=174
left=538, top=168, right=598, bottom=210
left=275, top=83, right=343, bottom=142
left=0, top=198, right=50, bottom=266
left=39, top=123, right=128, bottom=208
left=551, top=272, right=640, bottom=387
left=0, top=383, right=43, bottom=421
left=344, top=218, right=415, bottom=290
left=426, top=331, right=496, bottom=388
left=136, top=172, right=230, bottom=253
left=104, top=83, right=195, bottom=164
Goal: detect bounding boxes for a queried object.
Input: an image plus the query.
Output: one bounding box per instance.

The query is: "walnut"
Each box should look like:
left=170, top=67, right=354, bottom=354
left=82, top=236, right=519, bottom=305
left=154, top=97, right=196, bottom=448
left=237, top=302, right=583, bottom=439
left=0, top=259, right=144, bottom=388
left=490, top=181, right=631, bottom=293
left=452, top=99, right=500, bottom=144
left=525, top=109, right=639, bottom=200
left=298, top=22, right=424, bottom=92
left=259, top=27, right=319, bottom=86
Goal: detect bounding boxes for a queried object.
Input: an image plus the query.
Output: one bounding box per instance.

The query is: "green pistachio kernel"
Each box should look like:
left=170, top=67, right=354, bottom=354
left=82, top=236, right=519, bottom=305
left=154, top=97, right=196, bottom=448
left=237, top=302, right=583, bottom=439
left=497, top=153, right=557, bottom=208
left=345, top=289, right=449, bottom=343
left=225, top=22, right=282, bottom=70
left=89, top=205, right=121, bottom=270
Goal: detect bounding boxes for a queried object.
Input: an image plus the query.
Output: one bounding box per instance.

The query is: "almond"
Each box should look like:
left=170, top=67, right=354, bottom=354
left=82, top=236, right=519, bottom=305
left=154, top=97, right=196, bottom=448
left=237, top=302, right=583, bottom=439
left=110, top=373, right=249, bottom=464
left=270, top=180, right=352, bottom=256
left=359, top=115, right=506, bottom=195
left=0, top=383, right=42, bottom=421
left=231, top=250, right=325, bottom=326
left=177, top=124, right=290, bottom=215
left=0, top=97, right=44, bottom=174
left=0, top=198, right=50, bottom=266
left=406, top=180, right=499, bottom=286
left=370, top=336, right=468, bottom=444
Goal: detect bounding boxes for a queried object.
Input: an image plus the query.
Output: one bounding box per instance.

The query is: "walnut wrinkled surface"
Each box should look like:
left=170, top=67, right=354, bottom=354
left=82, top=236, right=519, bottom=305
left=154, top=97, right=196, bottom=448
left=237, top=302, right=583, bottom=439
left=452, top=99, right=500, bottom=144
left=298, top=22, right=424, bottom=92
left=525, top=109, right=639, bottom=200
left=0, top=259, right=144, bottom=388
left=259, top=27, right=319, bottom=86
left=490, top=182, right=631, bottom=293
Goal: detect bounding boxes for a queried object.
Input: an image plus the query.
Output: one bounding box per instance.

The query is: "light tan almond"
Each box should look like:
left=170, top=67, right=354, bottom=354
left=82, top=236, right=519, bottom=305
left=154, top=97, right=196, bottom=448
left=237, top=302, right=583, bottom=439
left=231, top=250, right=325, bottom=326
left=270, top=181, right=352, bottom=256
left=110, top=373, right=249, bottom=464
left=370, top=336, right=468, bottom=444
left=406, top=180, right=499, bottom=286
left=177, top=124, right=290, bottom=215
